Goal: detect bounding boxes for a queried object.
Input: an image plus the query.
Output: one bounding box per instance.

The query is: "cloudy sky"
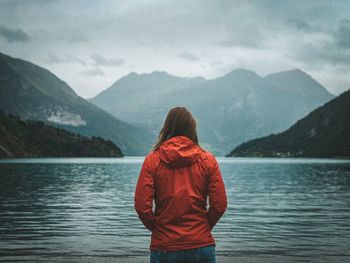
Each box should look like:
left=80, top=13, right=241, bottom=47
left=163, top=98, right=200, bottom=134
left=0, top=0, right=349, bottom=98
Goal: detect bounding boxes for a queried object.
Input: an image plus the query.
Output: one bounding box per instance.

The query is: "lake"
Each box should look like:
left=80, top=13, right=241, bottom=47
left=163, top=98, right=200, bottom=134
left=0, top=157, right=350, bottom=263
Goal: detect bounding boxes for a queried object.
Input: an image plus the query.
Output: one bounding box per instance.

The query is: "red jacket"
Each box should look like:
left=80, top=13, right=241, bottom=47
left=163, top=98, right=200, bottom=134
left=134, top=135, right=227, bottom=251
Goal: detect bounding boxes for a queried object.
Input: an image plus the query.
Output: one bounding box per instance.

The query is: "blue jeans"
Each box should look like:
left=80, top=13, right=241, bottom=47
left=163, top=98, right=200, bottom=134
left=150, top=245, right=216, bottom=263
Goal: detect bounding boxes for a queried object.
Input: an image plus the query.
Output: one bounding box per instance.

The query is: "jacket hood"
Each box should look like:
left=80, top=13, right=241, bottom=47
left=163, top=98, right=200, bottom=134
left=158, top=135, right=203, bottom=168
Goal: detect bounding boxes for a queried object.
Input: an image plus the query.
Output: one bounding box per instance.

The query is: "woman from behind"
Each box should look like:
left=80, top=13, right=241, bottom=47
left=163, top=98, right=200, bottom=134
left=134, top=106, right=227, bottom=263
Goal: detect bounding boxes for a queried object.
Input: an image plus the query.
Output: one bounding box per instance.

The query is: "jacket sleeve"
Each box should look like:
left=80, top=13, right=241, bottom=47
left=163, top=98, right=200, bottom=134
left=134, top=154, right=156, bottom=231
left=207, top=155, right=227, bottom=230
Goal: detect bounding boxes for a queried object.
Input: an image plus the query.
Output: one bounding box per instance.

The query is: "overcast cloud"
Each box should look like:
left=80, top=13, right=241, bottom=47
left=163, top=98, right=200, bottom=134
left=0, top=25, right=30, bottom=42
left=0, top=0, right=349, bottom=98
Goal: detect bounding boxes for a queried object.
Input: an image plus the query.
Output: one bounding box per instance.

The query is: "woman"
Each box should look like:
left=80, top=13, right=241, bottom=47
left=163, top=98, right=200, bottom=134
left=134, top=106, right=227, bottom=263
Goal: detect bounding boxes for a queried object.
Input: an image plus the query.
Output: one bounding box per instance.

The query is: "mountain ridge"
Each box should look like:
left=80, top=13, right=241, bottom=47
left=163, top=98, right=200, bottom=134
left=227, top=89, right=350, bottom=157
left=0, top=111, right=123, bottom=158
left=0, top=52, right=153, bottom=155
left=90, top=67, right=334, bottom=155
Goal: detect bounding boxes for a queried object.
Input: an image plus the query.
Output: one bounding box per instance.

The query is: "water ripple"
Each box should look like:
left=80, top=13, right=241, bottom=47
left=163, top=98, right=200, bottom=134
left=0, top=158, right=350, bottom=262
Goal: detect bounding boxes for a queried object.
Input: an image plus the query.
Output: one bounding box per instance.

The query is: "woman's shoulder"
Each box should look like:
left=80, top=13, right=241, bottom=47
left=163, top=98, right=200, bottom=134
left=146, top=149, right=160, bottom=157
left=143, top=149, right=161, bottom=165
left=199, top=149, right=218, bottom=164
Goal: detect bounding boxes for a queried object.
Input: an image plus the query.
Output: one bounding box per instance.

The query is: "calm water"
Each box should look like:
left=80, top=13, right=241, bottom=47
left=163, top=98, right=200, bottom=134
left=0, top=157, right=350, bottom=263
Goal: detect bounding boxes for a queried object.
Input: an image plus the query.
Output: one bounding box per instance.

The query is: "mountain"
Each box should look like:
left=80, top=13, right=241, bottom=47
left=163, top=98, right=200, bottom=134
left=0, top=112, right=123, bottom=158
left=0, top=52, right=153, bottom=155
left=90, top=71, right=205, bottom=127
left=90, top=68, right=334, bottom=156
left=227, top=89, right=350, bottom=158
